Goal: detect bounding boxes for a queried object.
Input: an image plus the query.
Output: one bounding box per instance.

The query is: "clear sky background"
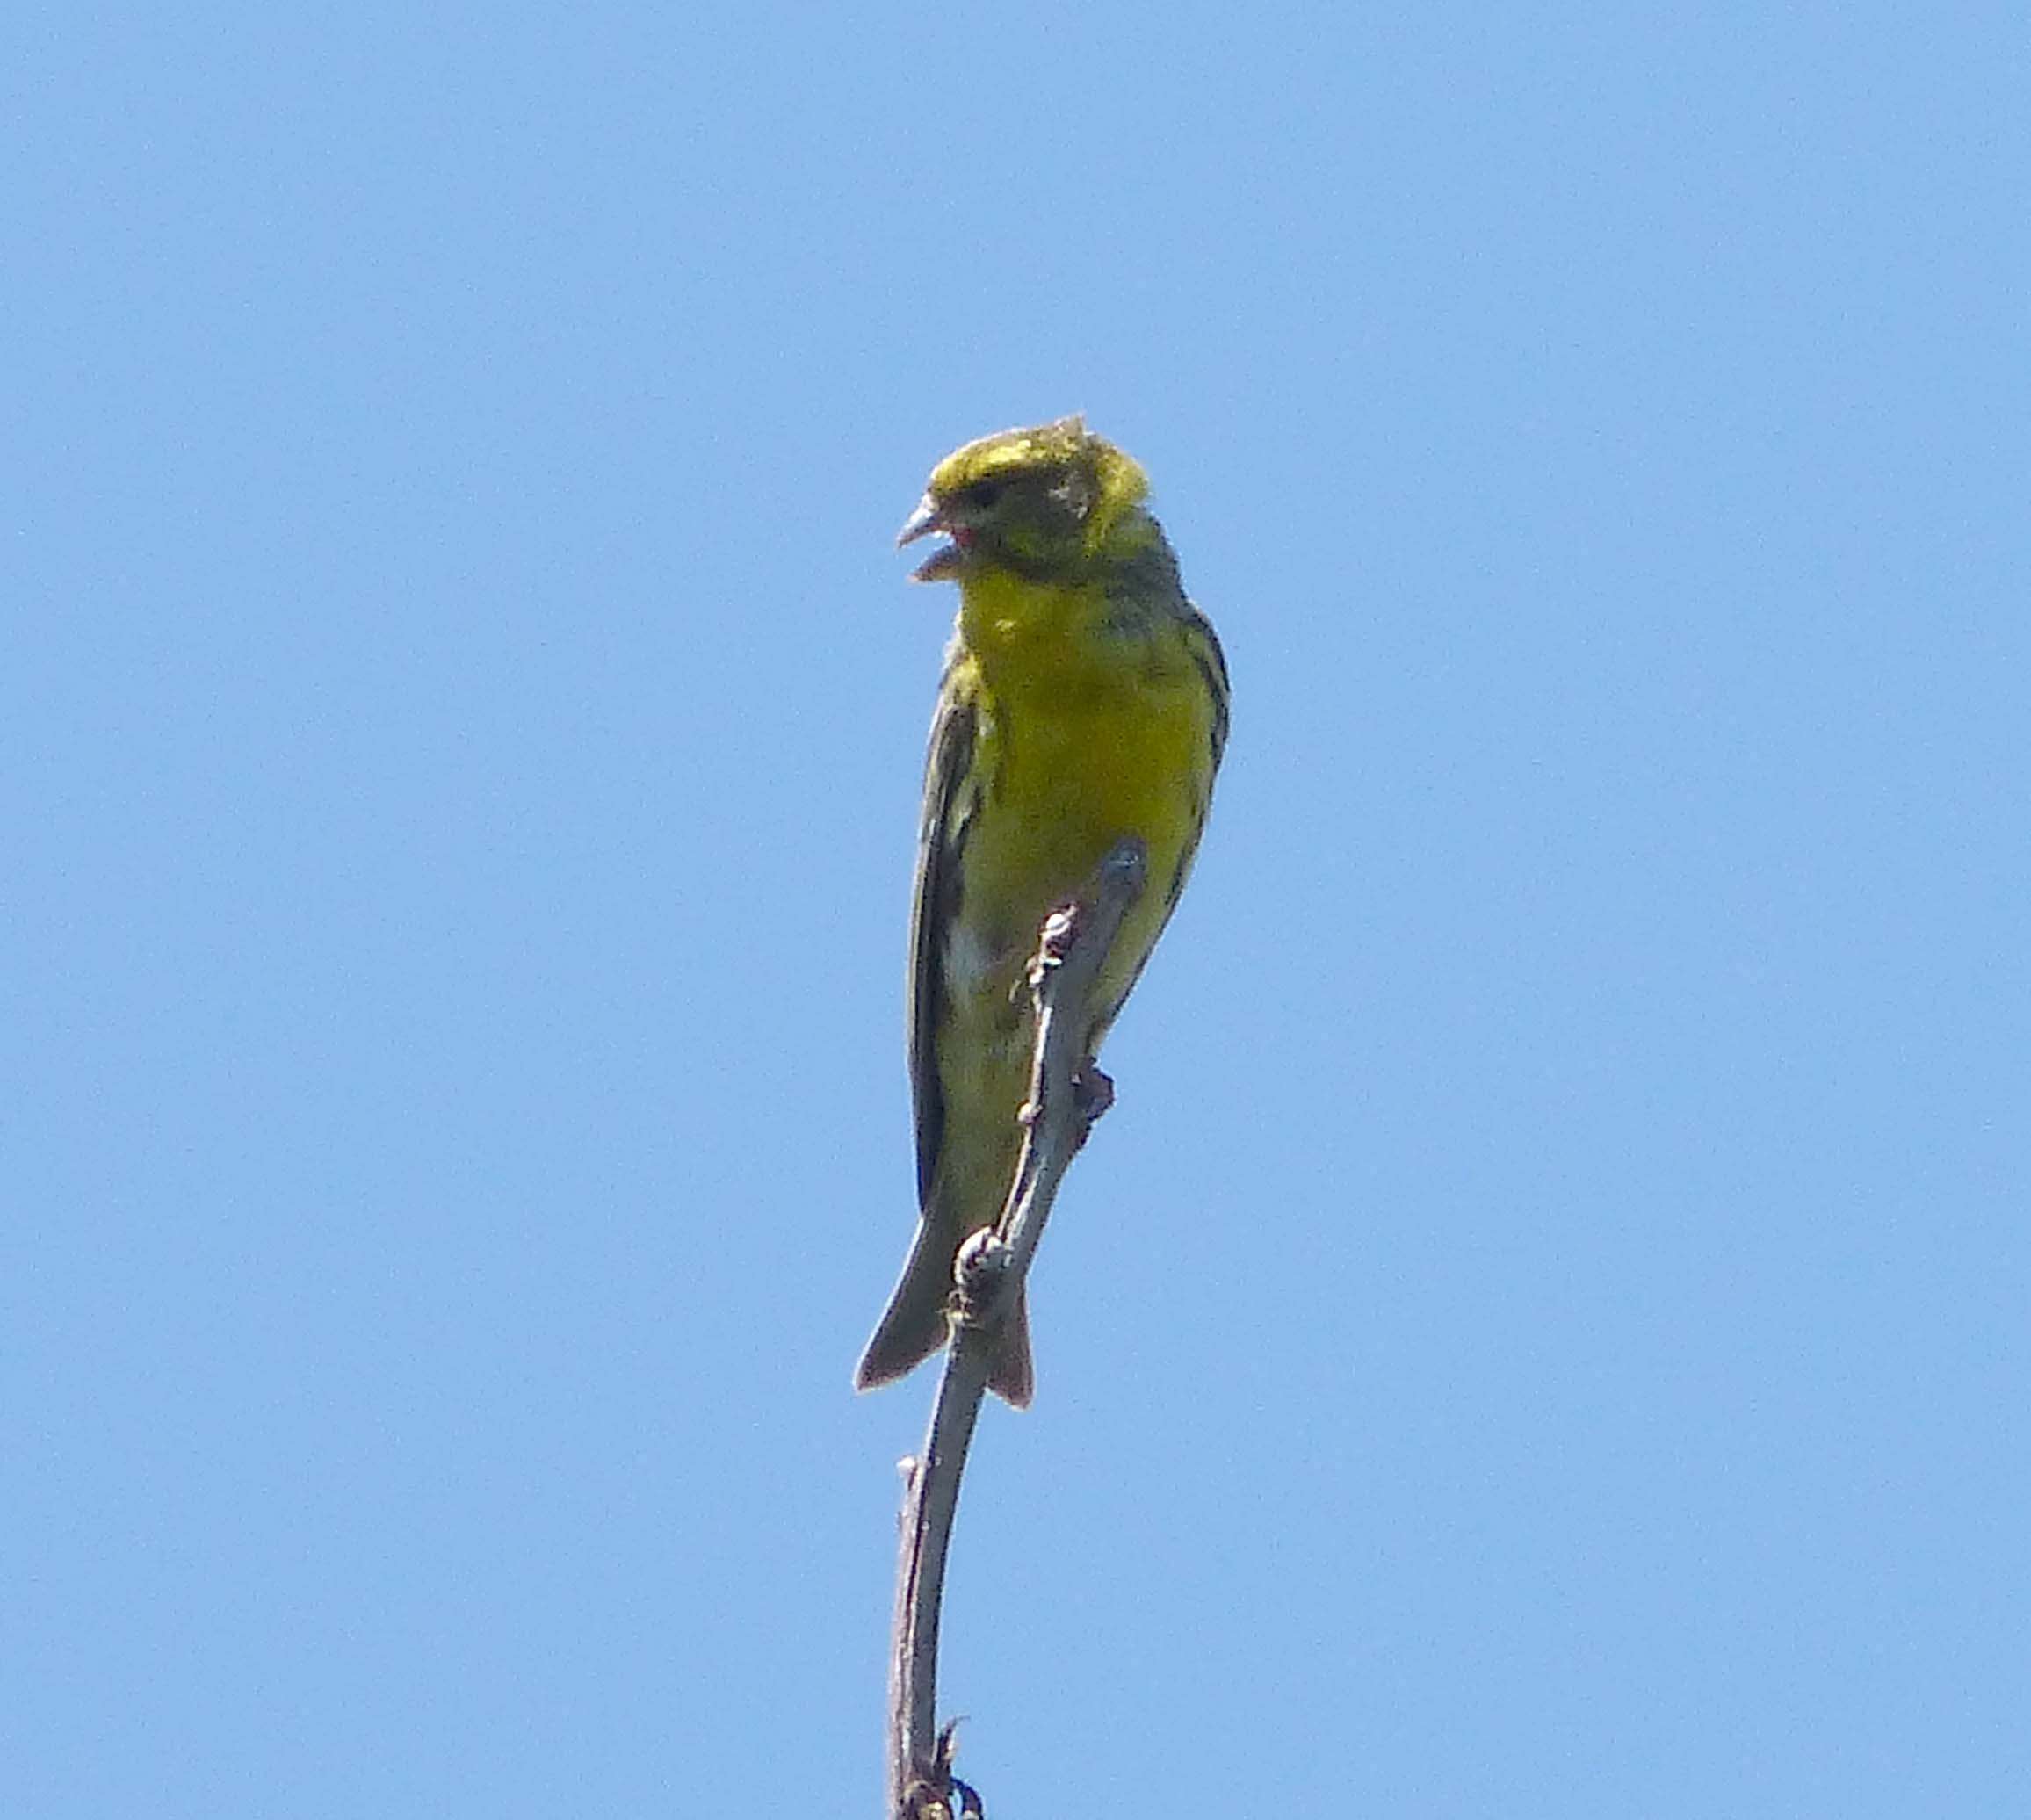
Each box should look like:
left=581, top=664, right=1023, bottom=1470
left=8, top=5, right=2026, bottom=1816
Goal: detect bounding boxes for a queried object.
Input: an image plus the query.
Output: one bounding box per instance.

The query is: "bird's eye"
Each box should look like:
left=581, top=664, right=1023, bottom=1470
left=958, top=479, right=1003, bottom=512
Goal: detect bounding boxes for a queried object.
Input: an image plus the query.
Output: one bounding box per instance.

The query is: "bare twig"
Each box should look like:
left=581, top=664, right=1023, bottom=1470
left=885, top=838, right=1148, bottom=1818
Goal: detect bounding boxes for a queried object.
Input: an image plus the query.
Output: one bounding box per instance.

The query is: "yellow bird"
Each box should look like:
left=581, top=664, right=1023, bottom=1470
left=855, top=418, right=1229, bottom=1406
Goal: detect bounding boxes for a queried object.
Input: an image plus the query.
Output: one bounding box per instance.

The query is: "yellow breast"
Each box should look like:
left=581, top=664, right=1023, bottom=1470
left=949, top=569, right=1217, bottom=1029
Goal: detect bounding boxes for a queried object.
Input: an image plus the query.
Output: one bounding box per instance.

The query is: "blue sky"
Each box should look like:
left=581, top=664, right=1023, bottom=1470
left=8, top=4, right=2026, bottom=1815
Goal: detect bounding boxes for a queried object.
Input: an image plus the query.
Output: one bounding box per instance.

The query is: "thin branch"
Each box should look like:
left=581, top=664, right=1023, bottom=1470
left=885, top=838, right=1148, bottom=1819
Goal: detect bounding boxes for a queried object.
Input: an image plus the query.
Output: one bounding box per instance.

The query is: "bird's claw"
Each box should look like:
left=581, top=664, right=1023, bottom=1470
left=1072, top=1064, right=1115, bottom=1125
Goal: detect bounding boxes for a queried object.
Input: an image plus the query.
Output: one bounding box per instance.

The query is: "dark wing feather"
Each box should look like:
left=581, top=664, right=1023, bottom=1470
left=905, top=666, right=979, bottom=1208
left=1182, top=602, right=1231, bottom=771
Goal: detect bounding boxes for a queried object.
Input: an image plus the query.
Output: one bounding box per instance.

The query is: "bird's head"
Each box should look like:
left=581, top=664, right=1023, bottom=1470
left=896, top=417, right=1153, bottom=583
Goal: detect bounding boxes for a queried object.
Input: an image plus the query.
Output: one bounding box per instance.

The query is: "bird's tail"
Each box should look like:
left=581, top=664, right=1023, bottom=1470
left=854, top=1217, right=1034, bottom=1409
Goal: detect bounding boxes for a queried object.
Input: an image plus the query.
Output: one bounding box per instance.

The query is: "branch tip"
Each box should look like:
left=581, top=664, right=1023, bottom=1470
left=884, top=836, right=1149, bottom=1816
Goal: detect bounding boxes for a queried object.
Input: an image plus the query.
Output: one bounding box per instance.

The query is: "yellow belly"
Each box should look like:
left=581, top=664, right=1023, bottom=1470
left=912, top=563, right=1221, bottom=1332
left=963, top=685, right=1199, bottom=989
left=943, top=574, right=1216, bottom=1067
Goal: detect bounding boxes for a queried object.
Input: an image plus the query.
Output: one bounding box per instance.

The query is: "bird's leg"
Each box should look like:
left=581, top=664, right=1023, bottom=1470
left=1071, top=1062, right=1114, bottom=1129
left=951, top=1225, right=1014, bottom=1327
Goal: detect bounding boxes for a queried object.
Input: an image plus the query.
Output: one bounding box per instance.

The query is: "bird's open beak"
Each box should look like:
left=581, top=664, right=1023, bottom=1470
left=895, top=493, right=965, bottom=581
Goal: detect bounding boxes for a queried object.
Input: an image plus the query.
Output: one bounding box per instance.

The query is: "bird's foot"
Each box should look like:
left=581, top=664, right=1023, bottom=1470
left=1072, top=1063, right=1115, bottom=1127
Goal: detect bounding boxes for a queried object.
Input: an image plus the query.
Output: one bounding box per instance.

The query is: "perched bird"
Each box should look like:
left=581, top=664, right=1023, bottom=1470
left=855, top=418, right=1229, bottom=1407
